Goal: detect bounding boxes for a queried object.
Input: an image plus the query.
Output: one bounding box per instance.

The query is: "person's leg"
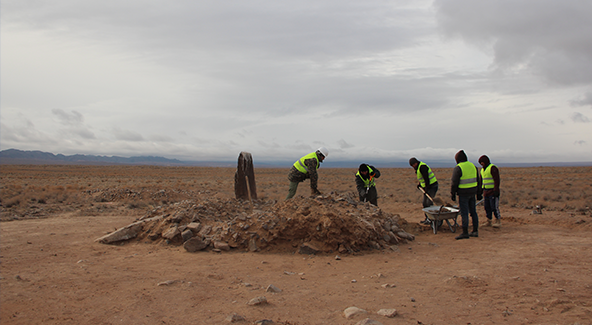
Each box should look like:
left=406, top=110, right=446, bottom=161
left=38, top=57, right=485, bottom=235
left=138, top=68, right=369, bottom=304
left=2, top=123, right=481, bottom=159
left=368, top=187, right=378, bottom=206
left=484, top=196, right=493, bottom=220
left=286, top=181, right=299, bottom=200
left=468, top=195, right=479, bottom=236
left=456, top=195, right=470, bottom=239
left=492, top=196, right=502, bottom=227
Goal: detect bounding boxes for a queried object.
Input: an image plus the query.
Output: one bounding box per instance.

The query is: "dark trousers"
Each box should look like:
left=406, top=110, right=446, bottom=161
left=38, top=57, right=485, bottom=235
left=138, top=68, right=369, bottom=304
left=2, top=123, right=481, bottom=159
left=484, top=196, right=501, bottom=220
left=459, top=194, right=479, bottom=232
left=423, top=184, right=438, bottom=220
left=359, top=186, right=378, bottom=206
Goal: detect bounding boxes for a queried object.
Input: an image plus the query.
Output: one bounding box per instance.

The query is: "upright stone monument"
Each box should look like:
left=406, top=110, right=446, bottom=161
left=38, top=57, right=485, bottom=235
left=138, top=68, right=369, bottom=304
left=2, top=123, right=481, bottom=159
left=234, top=152, right=257, bottom=200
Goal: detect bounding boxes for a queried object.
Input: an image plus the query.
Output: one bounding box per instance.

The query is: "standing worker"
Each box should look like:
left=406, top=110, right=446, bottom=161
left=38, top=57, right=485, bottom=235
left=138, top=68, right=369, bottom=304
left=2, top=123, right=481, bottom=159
left=285, top=147, right=328, bottom=200
left=409, top=157, right=439, bottom=225
left=479, top=155, right=501, bottom=228
left=355, top=163, right=381, bottom=206
left=450, top=150, right=482, bottom=239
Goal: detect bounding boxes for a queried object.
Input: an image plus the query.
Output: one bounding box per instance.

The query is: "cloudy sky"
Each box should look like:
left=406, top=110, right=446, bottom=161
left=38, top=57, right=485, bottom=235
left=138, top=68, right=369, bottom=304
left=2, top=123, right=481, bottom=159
left=2, top=0, right=591, bottom=165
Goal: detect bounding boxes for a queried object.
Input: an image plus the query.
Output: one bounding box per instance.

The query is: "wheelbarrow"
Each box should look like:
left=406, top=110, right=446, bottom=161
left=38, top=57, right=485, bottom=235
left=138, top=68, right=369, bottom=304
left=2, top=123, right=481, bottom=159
left=422, top=205, right=460, bottom=234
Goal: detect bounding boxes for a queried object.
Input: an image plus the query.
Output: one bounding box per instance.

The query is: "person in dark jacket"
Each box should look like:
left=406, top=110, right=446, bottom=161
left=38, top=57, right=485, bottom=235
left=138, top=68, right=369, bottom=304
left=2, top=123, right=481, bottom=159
left=355, top=163, right=381, bottom=206
left=451, top=150, right=483, bottom=239
left=478, top=155, right=501, bottom=228
left=409, top=157, right=439, bottom=225
left=285, top=147, right=328, bottom=200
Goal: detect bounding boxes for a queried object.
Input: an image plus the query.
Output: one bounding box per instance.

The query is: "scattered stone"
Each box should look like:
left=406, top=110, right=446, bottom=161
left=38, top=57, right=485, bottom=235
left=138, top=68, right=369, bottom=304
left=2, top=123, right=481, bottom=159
left=186, top=222, right=202, bottom=233
left=355, top=319, right=383, bottom=325
left=162, top=226, right=180, bottom=240
left=344, top=306, right=367, bottom=319
left=298, top=242, right=320, bottom=255
left=335, top=255, right=341, bottom=260
left=225, top=313, right=246, bottom=323
left=157, top=280, right=178, bottom=286
left=411, top=297, right=416, bottom=302
left=266, top=284, right=282, bottom=293
left=181, top=229, right=193, bottom=241
left=247, top=296, right=268, bottom=306
left=214, top=241, right=231, bottom=251
left=377, top=309, right=397, bottom=317
left=381, top=283, right=396, bottom=288
left=254, top=320, right=274, bottom=325
left=183, top=237, right=208, bottom=252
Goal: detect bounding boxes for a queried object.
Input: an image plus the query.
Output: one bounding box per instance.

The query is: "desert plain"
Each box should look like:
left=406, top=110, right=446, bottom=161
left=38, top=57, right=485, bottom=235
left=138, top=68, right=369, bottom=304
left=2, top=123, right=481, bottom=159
left=1, top=164, right=591, bottom=325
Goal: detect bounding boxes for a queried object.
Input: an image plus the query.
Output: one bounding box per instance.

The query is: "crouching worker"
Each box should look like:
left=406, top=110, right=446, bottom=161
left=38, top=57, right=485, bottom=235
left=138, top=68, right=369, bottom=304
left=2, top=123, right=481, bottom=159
left=286, top=147, right=328, bottom=200
left=355, top=163, right=381, bottom=206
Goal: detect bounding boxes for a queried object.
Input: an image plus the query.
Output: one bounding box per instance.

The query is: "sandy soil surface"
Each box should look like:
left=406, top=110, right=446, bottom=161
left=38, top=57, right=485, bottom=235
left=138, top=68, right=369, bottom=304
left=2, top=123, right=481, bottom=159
left=1, top=166, right=591, bottom=324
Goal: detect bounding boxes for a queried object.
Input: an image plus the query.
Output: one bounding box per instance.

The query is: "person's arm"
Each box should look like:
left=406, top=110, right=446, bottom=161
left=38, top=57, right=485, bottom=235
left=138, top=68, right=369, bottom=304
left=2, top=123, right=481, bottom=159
left=420, top=165, right=430, bottom=189
left=355, top=175, right=366, bottom=197
left=491, top=165, right=501, bottom=196
left=369, top=166, right=380, bottom=179
left=450, top=166, right=461, bottom=200
left=476, top=165, right=483, bottom=200
left=304, top=158, right=320, bottom=194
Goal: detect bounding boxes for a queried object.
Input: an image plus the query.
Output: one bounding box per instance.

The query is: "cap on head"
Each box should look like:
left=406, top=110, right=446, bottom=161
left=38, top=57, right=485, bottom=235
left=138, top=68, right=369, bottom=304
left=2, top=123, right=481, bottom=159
left=359, top=163, right=369, bottom=173
left=316, top=147, right=328, bottom=158
left=409, top=157, right=420, bottom=167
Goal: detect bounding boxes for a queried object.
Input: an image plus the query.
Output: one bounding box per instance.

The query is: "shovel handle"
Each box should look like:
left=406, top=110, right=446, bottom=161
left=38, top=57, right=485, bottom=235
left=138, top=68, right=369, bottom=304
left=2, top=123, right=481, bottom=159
left=417, top=186, right=436, bottom=205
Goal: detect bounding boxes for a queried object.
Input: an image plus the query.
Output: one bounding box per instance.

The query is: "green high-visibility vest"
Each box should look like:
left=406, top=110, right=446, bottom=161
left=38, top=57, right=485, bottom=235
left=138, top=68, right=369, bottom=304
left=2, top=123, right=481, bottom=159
left=481, top=164, right=496, bottom=189
left=293, top=152, right=319, bottom=174
left=416, top=162, right=437, bottom=187
left=356, top=166, right=376, bottom=187
left=458, top=161, right=478, bottom=189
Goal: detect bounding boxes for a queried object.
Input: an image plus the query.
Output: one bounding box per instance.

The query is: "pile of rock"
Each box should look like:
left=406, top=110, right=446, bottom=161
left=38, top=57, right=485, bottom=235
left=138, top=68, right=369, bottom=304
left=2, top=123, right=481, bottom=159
left=96, top=191, right=414, bottom=254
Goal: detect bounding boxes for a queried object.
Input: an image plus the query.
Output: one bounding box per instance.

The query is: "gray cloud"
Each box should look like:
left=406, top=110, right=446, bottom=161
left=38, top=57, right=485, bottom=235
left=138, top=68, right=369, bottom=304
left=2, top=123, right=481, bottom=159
left=435, top=0, right=592, bottom=86
left=571, top=112, right=590, bottom=123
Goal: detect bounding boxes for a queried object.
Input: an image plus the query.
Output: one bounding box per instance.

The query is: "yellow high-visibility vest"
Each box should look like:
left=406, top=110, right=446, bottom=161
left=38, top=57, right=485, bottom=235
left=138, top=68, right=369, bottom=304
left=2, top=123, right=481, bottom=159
left=356, top=166, right=376, bottom=187
left=481, top=164, right=496, bottom=189
left=416, top=162, right=437, bottom=187
left=293, top=152, right=319, bottom=174
left=458, top=161, right=478, bottom=189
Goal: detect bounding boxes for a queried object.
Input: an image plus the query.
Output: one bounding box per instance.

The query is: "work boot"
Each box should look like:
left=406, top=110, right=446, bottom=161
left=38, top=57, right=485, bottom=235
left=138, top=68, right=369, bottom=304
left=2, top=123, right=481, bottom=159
left=482, top=219, right=492, bottom=227
left=455, top=233, right=470, bottom=240
left=469, top=231, right=478, bottom=237
left=456, top=227, right=470, bottom=240
left=492, top=218, right=501, bottom=228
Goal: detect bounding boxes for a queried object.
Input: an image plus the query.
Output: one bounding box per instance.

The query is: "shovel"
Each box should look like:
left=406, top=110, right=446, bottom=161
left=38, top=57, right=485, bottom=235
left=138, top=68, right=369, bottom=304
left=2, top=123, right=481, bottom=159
left=417, top=186, right=445, bottom=206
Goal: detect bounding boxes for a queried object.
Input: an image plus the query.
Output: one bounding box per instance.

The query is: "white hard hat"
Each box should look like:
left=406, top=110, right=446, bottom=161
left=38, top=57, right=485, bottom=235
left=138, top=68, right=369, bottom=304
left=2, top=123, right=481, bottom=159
left=317, top=147, right=328, bottom=158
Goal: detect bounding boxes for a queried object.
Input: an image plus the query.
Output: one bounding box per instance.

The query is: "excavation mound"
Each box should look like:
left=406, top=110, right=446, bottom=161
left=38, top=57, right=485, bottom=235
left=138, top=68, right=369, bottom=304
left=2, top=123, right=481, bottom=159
left=96, top=192, right=414, bottom=254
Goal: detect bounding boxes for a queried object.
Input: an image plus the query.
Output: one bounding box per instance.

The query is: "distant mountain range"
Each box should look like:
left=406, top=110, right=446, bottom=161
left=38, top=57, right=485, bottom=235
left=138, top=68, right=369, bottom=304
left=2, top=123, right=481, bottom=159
left=0, top=149, right=590, bottom=168
left=0, top=149, right=196, bottom=166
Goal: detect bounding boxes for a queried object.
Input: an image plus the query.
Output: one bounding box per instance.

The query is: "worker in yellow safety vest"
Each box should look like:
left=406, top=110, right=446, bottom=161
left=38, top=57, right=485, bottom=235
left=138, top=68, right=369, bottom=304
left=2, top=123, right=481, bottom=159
left=355, top=163, right=381, bottom=206
left=409, top=157, right=439, bottom=225
left=479, top=155, right=501, bottom=228
left=450, top=150, right=483, bottom=240
left=286, top=147, right=328, bottom=200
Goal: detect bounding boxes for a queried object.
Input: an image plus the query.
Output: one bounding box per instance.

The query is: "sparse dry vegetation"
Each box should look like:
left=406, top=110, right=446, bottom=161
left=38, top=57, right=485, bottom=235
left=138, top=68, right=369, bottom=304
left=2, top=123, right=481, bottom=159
left=1, top=165, right=590, bottom=221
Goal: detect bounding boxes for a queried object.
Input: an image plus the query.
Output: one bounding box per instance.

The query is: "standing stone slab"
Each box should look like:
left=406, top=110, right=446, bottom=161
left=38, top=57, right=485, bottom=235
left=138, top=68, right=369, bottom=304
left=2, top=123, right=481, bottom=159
left=234, top=152, right=257, bottom=200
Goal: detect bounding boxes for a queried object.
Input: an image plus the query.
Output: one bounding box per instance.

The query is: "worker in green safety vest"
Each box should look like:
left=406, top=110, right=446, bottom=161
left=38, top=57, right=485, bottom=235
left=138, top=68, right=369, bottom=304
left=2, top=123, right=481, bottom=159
left=478, top=155, right=501, bottom=228
left=355, top=163, right=381, bottom=206
left=285, top=147, right=328, bottom=200
left=451, top=150, right=483, bottom=240
left=409, top=157, right=439, bottom=225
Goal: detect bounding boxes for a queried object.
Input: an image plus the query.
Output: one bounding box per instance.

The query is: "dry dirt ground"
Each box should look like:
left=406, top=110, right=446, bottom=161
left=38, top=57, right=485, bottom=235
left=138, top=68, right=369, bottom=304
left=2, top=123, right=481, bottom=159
left=1, top=165, right=591, bottom=325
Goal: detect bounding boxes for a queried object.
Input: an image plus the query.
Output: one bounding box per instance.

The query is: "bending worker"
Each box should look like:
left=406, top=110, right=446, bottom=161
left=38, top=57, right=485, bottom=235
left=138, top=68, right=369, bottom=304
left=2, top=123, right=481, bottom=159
left=355, top=163, right=381, bottom=206
left=409, top=157, right=438, bottom=225
left=286, top=147, right=328, bottom=200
